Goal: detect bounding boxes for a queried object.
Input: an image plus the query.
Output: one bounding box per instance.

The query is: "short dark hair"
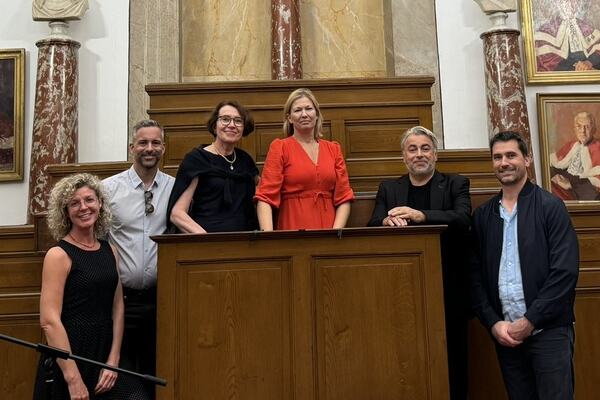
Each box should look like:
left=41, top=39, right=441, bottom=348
left=131, top=119, right=164, bottom=142
left=206, top=100, right=255, bottom=137
left=489, top=131, right=529, bottom=156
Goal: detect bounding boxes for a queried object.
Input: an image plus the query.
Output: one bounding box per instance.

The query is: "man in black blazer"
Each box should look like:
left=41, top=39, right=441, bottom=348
left=368, top=126, right=472, bottom=400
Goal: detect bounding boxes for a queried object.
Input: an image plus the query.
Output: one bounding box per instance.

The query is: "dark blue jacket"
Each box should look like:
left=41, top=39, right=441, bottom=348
left=470, top=180, right=579, bottom=331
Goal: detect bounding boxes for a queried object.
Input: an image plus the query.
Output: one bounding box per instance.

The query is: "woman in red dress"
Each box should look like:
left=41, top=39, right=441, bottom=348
left=255, top=88, right=354, bottom=230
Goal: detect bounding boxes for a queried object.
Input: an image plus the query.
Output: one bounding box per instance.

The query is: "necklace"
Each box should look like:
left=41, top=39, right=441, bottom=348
left=213, top=143, right=236, bottom=170
left=68, top=233, right=97, bottom=249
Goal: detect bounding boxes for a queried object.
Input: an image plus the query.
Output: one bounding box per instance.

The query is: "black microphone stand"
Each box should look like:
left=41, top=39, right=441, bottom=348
left=0, top=332, right=166, bottom=399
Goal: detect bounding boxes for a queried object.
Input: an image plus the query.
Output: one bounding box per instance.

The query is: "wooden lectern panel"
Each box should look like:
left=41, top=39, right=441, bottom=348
left=154, top=227, right=448, bottom=400
left=176, top=259, right=291, bottom=400
left=314, top=256, right=428, bottom=399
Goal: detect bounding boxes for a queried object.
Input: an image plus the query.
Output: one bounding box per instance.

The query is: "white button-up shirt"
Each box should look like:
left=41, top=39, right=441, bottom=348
left=103, top=166, right=175, bottom=290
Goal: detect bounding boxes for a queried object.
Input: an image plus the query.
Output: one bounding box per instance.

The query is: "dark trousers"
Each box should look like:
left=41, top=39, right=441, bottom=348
left=121, top=286, right=157, bottom=399
left=495, top=325, right=575, bottom=400
left=445, top=315, right=469, bottom=400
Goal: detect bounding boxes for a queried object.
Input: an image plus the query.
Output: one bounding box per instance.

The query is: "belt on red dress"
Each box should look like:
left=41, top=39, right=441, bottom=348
left=281, top=191, right=332, bottom=210
left=281, top=191, right=332, bottom=200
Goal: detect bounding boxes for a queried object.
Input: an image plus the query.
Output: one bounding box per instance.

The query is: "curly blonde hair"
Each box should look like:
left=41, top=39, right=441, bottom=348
left=46, top=173, right=111, bottom=241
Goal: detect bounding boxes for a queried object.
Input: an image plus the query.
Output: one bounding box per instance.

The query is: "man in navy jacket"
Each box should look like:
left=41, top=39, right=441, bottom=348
left=470, top=131, right=579, bottom=400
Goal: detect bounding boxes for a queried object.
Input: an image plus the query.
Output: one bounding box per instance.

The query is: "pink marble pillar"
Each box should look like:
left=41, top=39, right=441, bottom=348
left=28, top=37, right=80, bottom=221
left=271, top=0, right=302, bottom=80
left=481, top=29, right=535, bottom=180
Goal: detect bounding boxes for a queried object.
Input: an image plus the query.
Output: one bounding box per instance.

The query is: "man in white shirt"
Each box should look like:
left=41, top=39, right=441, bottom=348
left=103, top=119, right=174, bottom=396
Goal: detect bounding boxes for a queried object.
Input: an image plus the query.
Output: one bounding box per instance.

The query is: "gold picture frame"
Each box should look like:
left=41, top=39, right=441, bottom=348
left=521, top=0, right=600, bottom=84
left=537, top=93, right=600, bottom=202
left=0, top=48, right=25, bottom=181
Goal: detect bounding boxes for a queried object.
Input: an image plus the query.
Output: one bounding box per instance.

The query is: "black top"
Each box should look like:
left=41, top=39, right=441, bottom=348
left=167, top=146, right=259, bottom=233
left=407, top=180, right=432, bottom=211
left=34, top=240, right=147, bottom=399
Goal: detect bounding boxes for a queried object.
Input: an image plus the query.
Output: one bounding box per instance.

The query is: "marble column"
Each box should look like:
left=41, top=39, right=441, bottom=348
left=481, top=28, right=536, bottom=180
left=271, top=0, right=302, bottom=79
left=28, top=23, right=80, bottom=220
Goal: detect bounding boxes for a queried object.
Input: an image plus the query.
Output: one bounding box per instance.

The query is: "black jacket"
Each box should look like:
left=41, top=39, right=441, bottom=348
left=470, top=180, right=579, bottom=331
left=368, top=171, right=472, bottom=317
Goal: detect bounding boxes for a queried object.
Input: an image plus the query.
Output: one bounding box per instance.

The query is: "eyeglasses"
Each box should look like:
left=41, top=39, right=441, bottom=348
left=218, top=116, right=244, bottom=127
left=144, top=190, right=154, bottom=215
left=67, top=197, right=98, bottom=210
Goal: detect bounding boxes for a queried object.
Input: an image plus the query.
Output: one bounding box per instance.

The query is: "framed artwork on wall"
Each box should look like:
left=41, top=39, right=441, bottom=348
left=521, top=0, right=600, bottom=84
left=537, top=93, right=600, bottom=202
left=0, top=48, right=25, bottom=182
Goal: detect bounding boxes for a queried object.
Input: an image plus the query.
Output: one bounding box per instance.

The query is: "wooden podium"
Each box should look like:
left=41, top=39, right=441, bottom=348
left=153, top=227, right=449, bottom=400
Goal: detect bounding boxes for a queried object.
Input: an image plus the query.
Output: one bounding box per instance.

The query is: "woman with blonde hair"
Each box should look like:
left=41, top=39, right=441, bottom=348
left=33, top=173, right=146, bottom=399
left=255, top=88, right=354, bottom=230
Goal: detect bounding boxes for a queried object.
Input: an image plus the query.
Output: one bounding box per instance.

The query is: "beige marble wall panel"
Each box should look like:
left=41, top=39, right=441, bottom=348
left=181, top=0, right=271, bottom=82
left=129, top=0, right=179, bottom=143
left=391, top=0, right=443, bottom=145
left=301, top=0, right=389, bottom=78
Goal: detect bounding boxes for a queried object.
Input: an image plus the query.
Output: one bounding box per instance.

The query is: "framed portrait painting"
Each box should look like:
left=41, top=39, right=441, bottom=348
left=521, top=0, right=600, bottom=84
left=537, top=93, right=600, bottom=202
left=0, top=48, right=25, bottom=182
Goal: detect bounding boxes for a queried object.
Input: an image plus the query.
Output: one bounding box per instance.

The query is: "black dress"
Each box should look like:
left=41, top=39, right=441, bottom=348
left=33, top=240, right=147, bottom=400
left=166, top=146, right=259, bottom=233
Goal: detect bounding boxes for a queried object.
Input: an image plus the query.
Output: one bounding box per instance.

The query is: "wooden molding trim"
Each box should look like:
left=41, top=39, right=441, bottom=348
left=146, top=76, right=436, bottom=96
left=0, top=225, right=36, bottom=253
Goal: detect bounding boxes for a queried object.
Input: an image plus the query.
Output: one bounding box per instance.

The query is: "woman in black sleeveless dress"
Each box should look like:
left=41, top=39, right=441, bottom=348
left=33, top=173, right=146, bottom=399
left=167, top=100, right=259, bottom=233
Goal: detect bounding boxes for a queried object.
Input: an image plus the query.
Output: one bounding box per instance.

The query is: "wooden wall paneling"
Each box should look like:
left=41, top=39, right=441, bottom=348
left=573, top=289, right=600, bottom=399
left=0, top=252, right=43, bottom=400
left=162, top=125, right=213, bottom=168
left=573, top=226, right=600, bottom=400
left=253, top=122, right=287, bottom=163
left=147, top=78, right=436, bottom=176
left=145, top=78, right=436, bottom=111
left=0, top=225, right=36, bottom=253
left=0, top=254, right=42, bottom=297
left=568, top=204, right=600, bottom=229
left=344, top=119, right=417, bottom=159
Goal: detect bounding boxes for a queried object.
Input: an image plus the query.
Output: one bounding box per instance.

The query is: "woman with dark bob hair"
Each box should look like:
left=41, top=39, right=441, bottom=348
left=33, top=173, right=147, bottom=399
left=167, top=100, right=259, bottom=233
